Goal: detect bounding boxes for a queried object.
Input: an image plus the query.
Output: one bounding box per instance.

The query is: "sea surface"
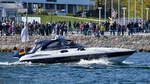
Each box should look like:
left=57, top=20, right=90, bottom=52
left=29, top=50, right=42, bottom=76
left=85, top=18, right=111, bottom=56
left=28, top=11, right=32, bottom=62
left=0, top=52, right=150, bottom=84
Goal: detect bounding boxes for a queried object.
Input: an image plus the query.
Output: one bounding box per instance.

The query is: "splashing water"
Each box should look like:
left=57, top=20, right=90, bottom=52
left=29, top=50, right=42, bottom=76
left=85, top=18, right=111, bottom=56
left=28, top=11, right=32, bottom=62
left=77, top=58, right=112, bottom=65
left=122, top=61, right=134, bottom=65
left=0, top=61, right=33, bottom=66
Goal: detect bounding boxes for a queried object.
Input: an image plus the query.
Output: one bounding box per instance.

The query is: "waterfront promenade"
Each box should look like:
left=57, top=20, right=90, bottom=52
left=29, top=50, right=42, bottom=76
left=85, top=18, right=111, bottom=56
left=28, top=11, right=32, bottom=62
left=0, top=33, right=150, bottom=52
left=1, top=18, right=150, bottom=52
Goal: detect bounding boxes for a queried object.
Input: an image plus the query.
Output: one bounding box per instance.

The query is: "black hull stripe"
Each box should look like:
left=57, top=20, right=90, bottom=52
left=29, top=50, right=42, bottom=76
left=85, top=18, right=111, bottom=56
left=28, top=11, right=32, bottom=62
left=21, top=51, right=135, bottom=64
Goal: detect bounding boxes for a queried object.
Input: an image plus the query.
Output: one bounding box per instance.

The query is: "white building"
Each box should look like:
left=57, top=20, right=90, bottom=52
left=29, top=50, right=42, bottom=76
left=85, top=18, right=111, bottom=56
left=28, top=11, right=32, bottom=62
left=1, top=0, right=95, bottom=14
left=0, top=1, right=24, bottom=21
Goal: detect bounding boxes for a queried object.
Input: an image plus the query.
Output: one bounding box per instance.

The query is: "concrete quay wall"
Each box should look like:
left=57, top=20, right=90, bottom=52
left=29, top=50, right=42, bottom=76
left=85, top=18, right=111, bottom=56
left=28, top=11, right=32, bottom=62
left=0, top=35, right=150, bottom=52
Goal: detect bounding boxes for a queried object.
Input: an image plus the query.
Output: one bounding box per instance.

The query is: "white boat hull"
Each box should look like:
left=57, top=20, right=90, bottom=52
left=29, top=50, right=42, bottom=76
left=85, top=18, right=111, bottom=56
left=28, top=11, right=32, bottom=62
left=19, top=48, right=135, bottom=64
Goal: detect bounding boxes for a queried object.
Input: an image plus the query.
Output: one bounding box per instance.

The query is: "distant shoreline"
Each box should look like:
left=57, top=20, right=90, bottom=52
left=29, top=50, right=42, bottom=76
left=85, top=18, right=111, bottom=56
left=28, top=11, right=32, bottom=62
left=0, top=34, right=150, bottom=52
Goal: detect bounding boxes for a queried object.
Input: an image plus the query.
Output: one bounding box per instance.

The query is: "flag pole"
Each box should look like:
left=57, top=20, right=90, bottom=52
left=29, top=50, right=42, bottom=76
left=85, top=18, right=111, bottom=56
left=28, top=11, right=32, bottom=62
left=111, top=0, right=113, bottom=20
left=26, top=2, right=28, bottom=24
left=25, top=1, right=28, bottom=54
left=134, top=0, right=136, bottom=22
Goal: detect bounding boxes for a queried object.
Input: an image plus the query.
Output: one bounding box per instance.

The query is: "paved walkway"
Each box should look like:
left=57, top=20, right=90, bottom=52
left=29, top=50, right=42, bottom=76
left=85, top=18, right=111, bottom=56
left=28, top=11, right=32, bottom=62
left=60, top=16, right=100, bottom=22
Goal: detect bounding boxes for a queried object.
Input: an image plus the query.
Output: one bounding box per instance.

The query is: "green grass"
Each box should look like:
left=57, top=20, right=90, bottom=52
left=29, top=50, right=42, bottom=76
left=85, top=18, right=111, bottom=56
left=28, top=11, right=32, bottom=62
left=27, top=14, right=99, bottom=25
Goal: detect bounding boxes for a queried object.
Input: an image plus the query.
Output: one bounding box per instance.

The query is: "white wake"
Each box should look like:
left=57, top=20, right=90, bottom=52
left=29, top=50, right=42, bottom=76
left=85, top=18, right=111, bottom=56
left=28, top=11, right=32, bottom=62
left=0, top=61, right=32, bottom=66
left=77, top=58, right=112, bottom=65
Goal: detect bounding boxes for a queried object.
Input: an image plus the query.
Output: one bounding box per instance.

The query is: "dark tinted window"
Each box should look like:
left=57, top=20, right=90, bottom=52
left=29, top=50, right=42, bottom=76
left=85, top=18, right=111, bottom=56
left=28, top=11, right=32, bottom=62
left=45, top=41, right=61, bottom=50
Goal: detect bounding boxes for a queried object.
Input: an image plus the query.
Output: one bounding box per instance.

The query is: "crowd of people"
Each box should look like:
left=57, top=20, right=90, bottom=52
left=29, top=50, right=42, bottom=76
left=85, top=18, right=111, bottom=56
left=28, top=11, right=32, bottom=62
left=0, top=19, right=150, bottom=37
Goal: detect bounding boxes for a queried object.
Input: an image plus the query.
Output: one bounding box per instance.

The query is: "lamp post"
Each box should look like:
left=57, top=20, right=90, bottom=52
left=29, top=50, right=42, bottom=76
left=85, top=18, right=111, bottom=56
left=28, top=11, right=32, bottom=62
left=146, top=8, right=149, bottom=21
left=134, top=0, right=136, bottom=22
left=111, top=0, right=113, bottom=19
left=15, top=0, right=20, bottom=24
left=118, top=0, right=120, bottom=24
left=49, top=10, right=52, bottom=23
left=141, top=0, right=143, bottom=22
left=104, top=0, right=107, bottom=22
left=128, top=0, right=130, bottom=23
left=97, top=0, right=99, bottom=8
left=26, top=2, right=28, bottom=24
left=122, top=7, right=127, bottom=25
left=98, top=7, right=102, bottom=25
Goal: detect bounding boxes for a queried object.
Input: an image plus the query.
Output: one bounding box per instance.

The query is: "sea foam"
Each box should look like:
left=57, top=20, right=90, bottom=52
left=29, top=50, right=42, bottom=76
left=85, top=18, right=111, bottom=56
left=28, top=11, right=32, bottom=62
left=77, top=58, right=112, bottom=65
left=0, top=61, right=32, bottom=66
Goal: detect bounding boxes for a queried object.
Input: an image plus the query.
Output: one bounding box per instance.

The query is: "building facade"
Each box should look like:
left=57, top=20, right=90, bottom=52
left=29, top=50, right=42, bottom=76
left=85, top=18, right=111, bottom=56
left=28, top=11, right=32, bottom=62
left=0, top=1, right=24, bottom=22
left=1, top=0, right=95, bottom=14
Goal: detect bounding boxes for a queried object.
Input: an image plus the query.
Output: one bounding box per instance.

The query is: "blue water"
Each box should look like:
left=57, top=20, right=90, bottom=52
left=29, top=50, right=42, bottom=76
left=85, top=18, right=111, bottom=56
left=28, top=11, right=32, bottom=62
left=0, top=52, right=150, bottom=84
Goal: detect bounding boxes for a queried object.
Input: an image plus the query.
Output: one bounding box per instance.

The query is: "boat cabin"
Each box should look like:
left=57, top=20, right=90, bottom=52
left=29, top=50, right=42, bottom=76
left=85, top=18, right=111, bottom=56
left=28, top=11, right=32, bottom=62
left=29, top=38, right=84, bottom=53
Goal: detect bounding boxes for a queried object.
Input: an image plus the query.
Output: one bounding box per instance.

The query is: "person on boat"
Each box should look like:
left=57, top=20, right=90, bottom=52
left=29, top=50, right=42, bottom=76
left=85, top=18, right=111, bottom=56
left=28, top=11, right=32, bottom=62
left=13, top=47, right=25, bottom=58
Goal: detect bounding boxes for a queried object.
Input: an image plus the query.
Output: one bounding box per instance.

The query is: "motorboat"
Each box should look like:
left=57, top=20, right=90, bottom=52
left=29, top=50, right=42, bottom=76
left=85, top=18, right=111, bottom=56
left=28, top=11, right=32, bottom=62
left=14, top=37, right=136, bottom=64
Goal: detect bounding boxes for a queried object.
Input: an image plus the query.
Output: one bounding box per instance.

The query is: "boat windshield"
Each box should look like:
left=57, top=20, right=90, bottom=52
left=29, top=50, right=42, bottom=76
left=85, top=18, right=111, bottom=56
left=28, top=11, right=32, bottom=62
left=44, top=41, right=62, bottom=50
left=29, top=44, right=41, bottom=53
left=41, top=40, right=83, bottom=51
